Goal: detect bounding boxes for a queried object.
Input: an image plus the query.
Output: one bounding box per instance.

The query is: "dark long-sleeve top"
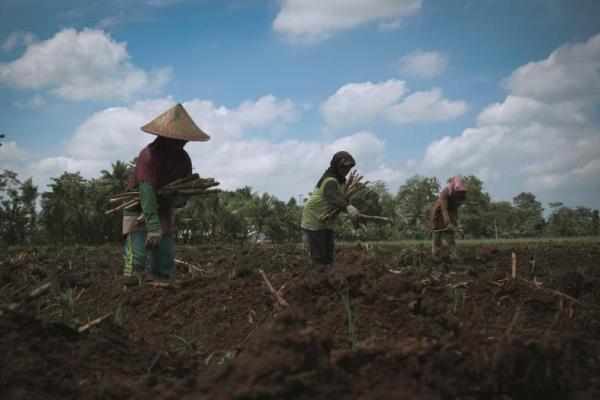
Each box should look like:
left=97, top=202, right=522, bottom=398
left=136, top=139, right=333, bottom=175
left=323, top=180, right=349, bottom=209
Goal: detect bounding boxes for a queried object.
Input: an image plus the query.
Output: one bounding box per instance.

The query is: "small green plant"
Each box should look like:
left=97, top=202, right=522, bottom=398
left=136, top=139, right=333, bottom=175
left=48, top=287, right=77, bottom=317
left=529, top=256, right=536, bottom=273
left=204, top=350, right=236, bottom=366
left=61, top=287, right=78, bottom=315
left=114, top=303, right=123, bottom=326
left=45, top=287, right=80, bottom=327
left=411, top=253, right=425, bottom=270
left=446, top=288, right=460, bottom=314
left=169, top=334, right=198, bottom=353
left=361, top=242, right=376, bottom=256
left=341, top=290, right=358, bottom=349
left=169, top=320, right=201, bottom=354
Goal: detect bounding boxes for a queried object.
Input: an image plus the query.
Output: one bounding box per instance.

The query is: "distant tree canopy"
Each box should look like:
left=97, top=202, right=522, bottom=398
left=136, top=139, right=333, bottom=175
left=0, top=167, right=598, bottom=245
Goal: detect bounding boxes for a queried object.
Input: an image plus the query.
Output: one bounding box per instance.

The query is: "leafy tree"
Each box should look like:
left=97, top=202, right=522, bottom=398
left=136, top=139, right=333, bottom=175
left=282, top=197, right=303, bottom=243
left=395, top=175, right=440, bottom=239
left=40, top=172, right=90, bottom=243
left=244, top=192, right=277, bottom=242
left=459, top=175, right=492, bottom=238
left=487, top=201, right=522, bottom=239
left=512, top=192, right=545, bottom=236
left=0, top=170, right=39, bottom=244
left=352, top=186, right=382, bottom=217
left=369, top=181, right=396, bottom=220
left=545, top=203, right=598, bottom=237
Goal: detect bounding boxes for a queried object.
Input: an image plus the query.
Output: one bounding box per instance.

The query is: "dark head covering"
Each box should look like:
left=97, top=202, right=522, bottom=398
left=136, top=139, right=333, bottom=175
left=316, top=151, right=356, bottom=188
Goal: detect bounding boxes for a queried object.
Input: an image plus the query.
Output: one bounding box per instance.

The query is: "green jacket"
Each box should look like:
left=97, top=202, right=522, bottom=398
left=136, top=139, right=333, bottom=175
left=124, top=181, right=161, bottom=232
left=301, top=177, right=347, bottom=230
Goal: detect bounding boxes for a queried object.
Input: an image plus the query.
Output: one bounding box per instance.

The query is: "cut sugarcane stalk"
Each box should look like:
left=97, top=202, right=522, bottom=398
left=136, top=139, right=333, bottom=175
left=319, top=170, right=371, bottom=222
left=105, top=198, right=140, bottom=215
left=106, top=175, right=220, bottom=215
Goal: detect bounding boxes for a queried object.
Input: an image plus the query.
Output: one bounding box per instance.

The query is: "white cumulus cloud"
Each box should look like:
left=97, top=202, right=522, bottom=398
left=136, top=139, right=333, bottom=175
left=422, top=33, right=600, bottom=207
left=273, top=0, right=422, bottom=43
left=387, top=88, right=468, bottom=124
left=505, top=33, right=600, bottom=102
left=321, top=80, right=468, bottom=129
left=0, top=28, right=170, bottom=101
left=2, top=31, right=36, bottom=51
left=320, top=79, right=408, bottom=129
left=398, top=50, right=449, bottom=79
left=66, top=95, right=299, bottom=161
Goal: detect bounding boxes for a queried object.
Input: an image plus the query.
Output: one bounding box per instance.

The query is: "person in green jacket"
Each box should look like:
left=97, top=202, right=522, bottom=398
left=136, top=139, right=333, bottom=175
left=301, top=151, right=360, bottom=269
left=123, top=103, right=210, bottom=280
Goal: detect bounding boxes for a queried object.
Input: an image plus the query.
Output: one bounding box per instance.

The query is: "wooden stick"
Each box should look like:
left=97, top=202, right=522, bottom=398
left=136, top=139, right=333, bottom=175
left=110, top=191, right=140, bottom=199
left=258, top=269, right=289, bottom=308
left=108, top=193, right=138, bottom=203
left=358, top=214, right=392, bottom=222
left=432, top=227, right=463, bottom=233
left=105, top=198, right=139, bottom=215
left=162, top=173, right=200, bottom=189
left=518, top=277, right=582, bottom=305
left=511, top=252, right=517, bottom=279
left=78, top=312, right=113, bottom=333
left=174, top=259, right=208, bottom=274
left=0, top=282, right=53, bottom=317
left=160, top=189, right=221, bottom=195
left=147, top=282, right=171, bottom=288
left=75, top=288, right=86, bottom=302
left=144, top=354, right=161, bottom=379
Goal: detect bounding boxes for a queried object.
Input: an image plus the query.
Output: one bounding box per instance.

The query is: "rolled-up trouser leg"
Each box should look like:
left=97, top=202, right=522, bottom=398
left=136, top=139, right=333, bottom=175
left=432, top=231, right=442, bottom=256
left=444, top=231, right=458, bottom=259
left=123, top=232, right=148, bottom=276
left=149, top=233, right=175, bottom=279
left=124, top=232, right=175, bottom=278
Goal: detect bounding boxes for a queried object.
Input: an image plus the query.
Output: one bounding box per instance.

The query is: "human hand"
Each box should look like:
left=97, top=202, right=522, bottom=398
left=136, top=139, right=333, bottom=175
left=145, top=229, right=163, bottom=249
left=346, top=205, right=360, bottom=222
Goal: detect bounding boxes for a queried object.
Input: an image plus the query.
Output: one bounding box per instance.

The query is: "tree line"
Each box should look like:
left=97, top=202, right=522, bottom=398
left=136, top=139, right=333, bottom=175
left=1, top=164, right=598, bottom=245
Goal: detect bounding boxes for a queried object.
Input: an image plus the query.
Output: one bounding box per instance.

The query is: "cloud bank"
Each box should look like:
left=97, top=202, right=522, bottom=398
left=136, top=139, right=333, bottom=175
left=273, top=0, right=422, bottom=43
left=0, top=28, right=170, bottom=101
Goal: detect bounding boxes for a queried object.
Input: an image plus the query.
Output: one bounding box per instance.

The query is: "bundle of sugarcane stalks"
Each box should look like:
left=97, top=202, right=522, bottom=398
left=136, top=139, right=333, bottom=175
left=105, top=173, right=220, bottom=215
left=319, top=170, right=391, bottom=222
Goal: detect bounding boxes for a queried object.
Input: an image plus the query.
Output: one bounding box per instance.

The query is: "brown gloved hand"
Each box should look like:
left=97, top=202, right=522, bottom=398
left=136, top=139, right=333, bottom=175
left=446, top=223, right=456, bottom=232
left=346, top=205, right=360, bottom=222
left=145, top=229, right=163, bottom=250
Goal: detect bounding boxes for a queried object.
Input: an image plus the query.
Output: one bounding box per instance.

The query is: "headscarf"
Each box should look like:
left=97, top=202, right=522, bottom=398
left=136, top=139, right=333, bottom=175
left=316, top=151, right=356, bottom=188
left=447, top=175, right=468, bottom=196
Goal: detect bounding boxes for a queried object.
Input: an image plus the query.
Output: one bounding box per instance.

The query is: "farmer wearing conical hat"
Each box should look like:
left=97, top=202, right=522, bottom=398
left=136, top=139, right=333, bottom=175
left=123, top=103, right=209, bottom=280
left=301, top=151, right=361, bottom=269
left=431, top=175, right=468, bottom=261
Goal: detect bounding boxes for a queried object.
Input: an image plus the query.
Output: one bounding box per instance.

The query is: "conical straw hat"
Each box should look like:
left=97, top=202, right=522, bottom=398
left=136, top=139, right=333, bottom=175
left=141, top=103, right=210, bottom=141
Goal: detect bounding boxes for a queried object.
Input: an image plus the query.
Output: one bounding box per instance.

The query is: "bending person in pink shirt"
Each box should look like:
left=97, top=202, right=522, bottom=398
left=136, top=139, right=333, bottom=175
left=431, top=175, right=468, bottom=261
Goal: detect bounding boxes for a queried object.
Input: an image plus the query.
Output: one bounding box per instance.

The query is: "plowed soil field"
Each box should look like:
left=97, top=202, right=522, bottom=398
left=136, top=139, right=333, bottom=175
left=1, top=240, right=599, bottom=399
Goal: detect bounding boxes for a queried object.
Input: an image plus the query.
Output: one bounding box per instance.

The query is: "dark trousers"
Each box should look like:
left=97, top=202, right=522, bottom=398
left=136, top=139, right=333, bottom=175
left=432, top=231, right=457, bottom=258
left=304, top=229, right=334, bottom=265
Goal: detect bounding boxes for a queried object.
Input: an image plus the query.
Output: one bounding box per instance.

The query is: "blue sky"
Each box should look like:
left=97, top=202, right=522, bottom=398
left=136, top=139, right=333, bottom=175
left=1, top=0, right=599, bottom=209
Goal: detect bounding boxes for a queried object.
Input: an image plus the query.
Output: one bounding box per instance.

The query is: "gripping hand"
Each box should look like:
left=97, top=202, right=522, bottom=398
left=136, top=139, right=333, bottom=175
left=145, top=229, right=163, bottom=250
left=346, top=205, right=360, bottom=222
